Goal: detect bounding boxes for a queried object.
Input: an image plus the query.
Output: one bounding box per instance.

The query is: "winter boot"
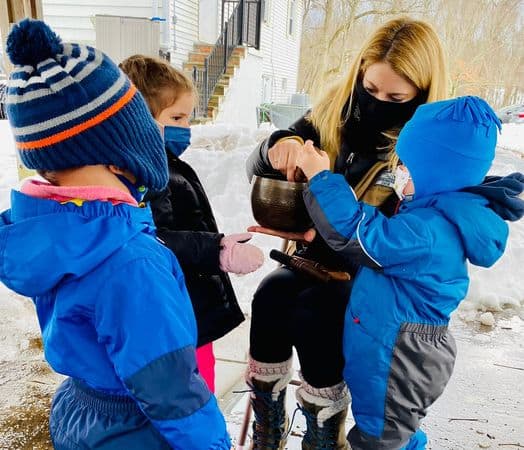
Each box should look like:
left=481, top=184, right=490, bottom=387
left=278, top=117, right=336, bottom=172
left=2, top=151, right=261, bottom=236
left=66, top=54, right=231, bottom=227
left=246, top=356, right=293, bottom=450
left=296, top=379, right=351, bottom=450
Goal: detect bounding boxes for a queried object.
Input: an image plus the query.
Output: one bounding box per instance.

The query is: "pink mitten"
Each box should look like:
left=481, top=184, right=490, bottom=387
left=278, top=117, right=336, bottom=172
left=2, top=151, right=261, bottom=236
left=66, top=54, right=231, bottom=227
left=219, top=233, right=264, bottom=274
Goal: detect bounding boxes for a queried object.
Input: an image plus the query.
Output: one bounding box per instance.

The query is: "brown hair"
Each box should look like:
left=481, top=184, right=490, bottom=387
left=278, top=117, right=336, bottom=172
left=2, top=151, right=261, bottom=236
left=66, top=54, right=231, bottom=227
left=119, top=55, right=196, bottom=118
left=37, top=170, right=59, bottom=184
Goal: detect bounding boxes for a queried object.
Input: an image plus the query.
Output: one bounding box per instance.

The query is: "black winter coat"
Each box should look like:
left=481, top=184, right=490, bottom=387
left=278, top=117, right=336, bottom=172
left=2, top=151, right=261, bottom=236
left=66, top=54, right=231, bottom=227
left=246, top=114, right=399, bottom=272
left=146, top=151, right=244, bottom=347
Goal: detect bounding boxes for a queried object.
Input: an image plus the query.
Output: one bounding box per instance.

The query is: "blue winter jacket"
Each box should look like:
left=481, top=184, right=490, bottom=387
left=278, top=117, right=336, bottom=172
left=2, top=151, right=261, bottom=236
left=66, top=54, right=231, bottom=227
left=0, top=191, right=230, bottom=449
left=304, top=171, right=523, bottom=343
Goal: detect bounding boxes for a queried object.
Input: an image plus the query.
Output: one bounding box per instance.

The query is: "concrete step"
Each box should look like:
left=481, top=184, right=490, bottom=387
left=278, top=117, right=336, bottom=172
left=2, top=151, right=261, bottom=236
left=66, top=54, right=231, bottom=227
left=187, top=52, right=208, bottom=64
left=183, top=62, right=202, bottom=71
left=208, top=94, right=222, bottom=108
left=232, top=46, right=247, bottom=57
left=194, top=43, right=214, bottom=54
left=208, top=106, right=218, bottom=120
left=228, top=54, right=242, bottom=67
left=212, top=83, right=228, bottom=96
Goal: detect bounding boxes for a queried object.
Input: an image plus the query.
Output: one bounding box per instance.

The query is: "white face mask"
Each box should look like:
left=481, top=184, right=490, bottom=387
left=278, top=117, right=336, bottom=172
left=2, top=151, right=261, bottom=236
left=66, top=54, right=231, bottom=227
left=393, top=166, right=413, bottom=201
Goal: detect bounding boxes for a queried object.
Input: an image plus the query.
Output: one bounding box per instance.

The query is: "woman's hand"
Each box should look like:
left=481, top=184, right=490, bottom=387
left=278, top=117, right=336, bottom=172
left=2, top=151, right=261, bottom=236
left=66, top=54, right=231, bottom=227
left=268, top=139, right=304, bottom=181
left=247, top=226, right=316, bottom=242
left=296, top=140, right=330, bottom=180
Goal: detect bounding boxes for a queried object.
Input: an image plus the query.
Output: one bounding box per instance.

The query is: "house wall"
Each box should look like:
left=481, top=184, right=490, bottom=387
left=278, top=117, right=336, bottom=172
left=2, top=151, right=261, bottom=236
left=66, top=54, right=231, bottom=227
left=258, top=0, right=303, bottom=103
left=42, top=0, right=165, bottom=45
left=198, top=0, right=221, bottom=44
left=170, top=0, right=199, bottom=68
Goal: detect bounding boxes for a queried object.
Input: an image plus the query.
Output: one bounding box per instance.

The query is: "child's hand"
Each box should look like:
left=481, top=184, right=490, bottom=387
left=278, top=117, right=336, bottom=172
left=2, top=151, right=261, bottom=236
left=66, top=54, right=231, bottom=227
left=219, top=233, right=264, bottom=274
left=296, top=140, right=330, bottom=180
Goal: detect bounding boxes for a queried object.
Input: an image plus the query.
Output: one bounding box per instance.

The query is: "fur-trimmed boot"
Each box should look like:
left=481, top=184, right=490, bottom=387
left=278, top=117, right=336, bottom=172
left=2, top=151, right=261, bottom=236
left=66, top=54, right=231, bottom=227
left=296, top=379, right=350, bottom=450
left=246, top=356, right=293, bottom=450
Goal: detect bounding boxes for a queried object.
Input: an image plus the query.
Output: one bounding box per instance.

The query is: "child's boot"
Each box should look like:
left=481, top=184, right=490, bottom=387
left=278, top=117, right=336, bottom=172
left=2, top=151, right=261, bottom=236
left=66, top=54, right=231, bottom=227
left=246, top=356, right=293, bottom=450
left=296, top=379, right=350, bottom=450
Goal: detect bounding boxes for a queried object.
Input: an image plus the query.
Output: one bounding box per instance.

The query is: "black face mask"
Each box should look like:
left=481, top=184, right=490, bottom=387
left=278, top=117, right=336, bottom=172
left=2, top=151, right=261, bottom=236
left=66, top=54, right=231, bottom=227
left=350, top=80, right=424, bottom=133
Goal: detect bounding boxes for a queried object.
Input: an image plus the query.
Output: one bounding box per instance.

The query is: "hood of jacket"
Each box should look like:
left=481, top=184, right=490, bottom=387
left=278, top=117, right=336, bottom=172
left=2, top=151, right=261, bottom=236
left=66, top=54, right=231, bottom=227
left=0, top=190, right=155, bottom=297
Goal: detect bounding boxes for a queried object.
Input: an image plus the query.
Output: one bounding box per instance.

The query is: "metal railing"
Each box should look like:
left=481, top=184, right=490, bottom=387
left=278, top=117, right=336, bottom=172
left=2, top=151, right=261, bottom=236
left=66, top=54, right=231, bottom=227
left=192, top=0, right=261, bottom=118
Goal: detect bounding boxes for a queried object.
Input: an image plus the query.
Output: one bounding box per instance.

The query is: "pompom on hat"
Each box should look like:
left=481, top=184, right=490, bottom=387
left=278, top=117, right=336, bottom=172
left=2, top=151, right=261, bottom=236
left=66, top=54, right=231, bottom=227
left=396, top=96, right=502, bottom=199
left=5, top=19, right=168, bottom=191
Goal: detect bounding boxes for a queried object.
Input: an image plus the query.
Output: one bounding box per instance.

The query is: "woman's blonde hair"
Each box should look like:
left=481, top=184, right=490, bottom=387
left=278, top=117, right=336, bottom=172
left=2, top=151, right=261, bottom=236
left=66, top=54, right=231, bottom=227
left=310, top=17, right=449, bottom=163
left=119, top=55, right=196, bottom=118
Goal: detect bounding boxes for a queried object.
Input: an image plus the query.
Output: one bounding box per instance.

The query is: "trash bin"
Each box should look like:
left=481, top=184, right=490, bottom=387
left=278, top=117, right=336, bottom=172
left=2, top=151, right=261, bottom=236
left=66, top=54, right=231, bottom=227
left=257, top=103, right=310, bottom=129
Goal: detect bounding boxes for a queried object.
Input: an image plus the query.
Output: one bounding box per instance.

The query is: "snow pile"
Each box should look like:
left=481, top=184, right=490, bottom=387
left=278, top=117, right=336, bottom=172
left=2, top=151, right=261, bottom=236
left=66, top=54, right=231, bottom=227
left=460, top=143, right=524, bottom=316
left=498, top=123, right=524, bottom=154
left=186, top=123, right=281, bottom=311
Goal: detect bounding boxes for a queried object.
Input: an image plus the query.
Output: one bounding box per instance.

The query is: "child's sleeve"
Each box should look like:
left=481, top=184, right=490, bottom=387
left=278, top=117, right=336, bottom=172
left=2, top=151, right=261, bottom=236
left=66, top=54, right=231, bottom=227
left=304, top=171, right=433, bottom=275
left=95, top=257, right=230, bottom=450
left=147, top=188, right=224, bottom=274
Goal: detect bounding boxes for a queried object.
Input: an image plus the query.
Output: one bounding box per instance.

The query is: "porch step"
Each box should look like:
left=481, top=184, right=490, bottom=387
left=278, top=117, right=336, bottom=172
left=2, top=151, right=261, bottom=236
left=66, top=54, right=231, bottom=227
left=194, top=43, right=214, bottom=54
left=187, top=52, right=209, bottom=64
left=184, top=44, right=247, bottom=119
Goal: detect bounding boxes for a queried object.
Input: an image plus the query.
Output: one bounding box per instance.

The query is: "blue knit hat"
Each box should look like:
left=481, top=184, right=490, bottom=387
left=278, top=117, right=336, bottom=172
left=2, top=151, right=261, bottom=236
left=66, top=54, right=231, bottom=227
left=5, top=19, right=168, bottom=191
left=396, top=96, right=501, bottom=199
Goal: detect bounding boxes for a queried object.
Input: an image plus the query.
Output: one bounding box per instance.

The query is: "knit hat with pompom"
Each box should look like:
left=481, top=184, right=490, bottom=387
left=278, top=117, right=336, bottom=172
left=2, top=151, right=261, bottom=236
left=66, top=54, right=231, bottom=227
left=5, top=19, right=168, bottom=190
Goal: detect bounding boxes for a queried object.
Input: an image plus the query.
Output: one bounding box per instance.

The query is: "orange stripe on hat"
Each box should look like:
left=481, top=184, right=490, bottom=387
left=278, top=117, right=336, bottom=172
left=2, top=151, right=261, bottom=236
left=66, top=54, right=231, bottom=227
left=17, top=85, right=137, bottom=150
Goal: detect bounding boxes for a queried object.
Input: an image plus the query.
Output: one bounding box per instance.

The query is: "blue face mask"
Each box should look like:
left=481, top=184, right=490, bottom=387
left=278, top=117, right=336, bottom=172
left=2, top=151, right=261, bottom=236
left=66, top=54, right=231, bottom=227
left=164, top=126, right=191, bottom=158
left=116, top=174, right=148, bottom=203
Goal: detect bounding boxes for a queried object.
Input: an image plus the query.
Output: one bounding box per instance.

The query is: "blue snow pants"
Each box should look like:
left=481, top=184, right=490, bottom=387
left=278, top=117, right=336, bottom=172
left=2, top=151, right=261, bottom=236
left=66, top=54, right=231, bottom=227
left=344, top=322, right=457, bottom=450
left=49, top=378, right=171, bottom=449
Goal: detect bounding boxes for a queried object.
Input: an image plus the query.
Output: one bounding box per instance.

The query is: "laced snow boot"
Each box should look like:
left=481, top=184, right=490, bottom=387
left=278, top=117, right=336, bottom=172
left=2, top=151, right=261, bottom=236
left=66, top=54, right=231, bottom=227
left=296, top=380, right=350, bottom=450
left=246, top=356, right=293, bottom=450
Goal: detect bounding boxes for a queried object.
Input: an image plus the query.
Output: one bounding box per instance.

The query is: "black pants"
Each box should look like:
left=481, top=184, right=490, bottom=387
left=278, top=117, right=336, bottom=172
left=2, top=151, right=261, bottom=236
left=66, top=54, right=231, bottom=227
left=249, top=267, right=352, bottom=388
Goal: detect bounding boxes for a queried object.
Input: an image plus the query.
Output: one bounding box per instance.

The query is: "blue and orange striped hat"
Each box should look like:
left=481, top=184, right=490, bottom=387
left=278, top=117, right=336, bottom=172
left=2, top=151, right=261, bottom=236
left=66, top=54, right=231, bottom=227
left=5, top=19, right=168, bottom=191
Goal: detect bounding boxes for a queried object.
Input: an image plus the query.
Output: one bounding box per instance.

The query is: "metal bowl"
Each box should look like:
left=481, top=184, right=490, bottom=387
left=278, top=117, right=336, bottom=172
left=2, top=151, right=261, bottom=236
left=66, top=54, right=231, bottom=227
left=251, top=175, right=313, bottom=232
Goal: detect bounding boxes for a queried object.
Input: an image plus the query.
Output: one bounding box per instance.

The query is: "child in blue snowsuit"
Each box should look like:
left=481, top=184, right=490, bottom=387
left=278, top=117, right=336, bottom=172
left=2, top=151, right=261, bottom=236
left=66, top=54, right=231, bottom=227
left=295, top=96, right=524, bottom=449
left=0, top=19, right=230, bottom=449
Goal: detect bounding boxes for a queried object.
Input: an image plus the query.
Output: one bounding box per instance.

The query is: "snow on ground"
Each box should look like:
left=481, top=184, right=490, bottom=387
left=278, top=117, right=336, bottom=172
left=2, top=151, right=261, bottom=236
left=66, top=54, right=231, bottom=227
left=0, top=120, right=523, bottom=448
left=497, top=123, right=524, bottom=154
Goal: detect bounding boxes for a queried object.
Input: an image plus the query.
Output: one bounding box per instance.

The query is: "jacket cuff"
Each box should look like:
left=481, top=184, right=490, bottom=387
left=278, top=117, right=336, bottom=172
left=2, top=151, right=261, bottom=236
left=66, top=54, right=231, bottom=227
left=275, top=135, right=305, bottom=146
left=308, top=170, right=332, bottom=186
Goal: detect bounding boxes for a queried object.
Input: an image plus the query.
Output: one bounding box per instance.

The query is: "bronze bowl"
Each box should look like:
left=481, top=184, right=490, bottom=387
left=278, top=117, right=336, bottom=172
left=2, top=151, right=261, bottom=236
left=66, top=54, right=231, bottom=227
left=251, top=175, right=313, bottom=232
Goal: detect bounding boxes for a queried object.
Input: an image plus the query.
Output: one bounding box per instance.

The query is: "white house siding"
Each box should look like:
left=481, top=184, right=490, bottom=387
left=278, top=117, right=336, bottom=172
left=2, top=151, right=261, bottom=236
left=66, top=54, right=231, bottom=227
left=198, top=0, right=221, bottom=44
left=215, top=51, right=263, bottom=128
left=259, top=0, right=303, bottom=103
left=42, top=0, right=164, bottom=46
left=170, top=0, right=199, bottom=69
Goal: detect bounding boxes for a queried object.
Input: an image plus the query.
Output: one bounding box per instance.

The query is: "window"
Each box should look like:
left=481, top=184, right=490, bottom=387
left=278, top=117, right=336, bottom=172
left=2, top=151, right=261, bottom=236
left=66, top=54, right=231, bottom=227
left=281, top=77, right=287, bottom=93
left=288, top=0, right=297, bottom=36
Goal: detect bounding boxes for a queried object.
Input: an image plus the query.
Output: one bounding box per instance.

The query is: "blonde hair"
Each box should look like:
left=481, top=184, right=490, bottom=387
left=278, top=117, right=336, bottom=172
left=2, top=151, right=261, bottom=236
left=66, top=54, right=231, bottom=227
left=119, top=55, right=196, bottom=118
left=310, top=17, right=449, bottom=164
